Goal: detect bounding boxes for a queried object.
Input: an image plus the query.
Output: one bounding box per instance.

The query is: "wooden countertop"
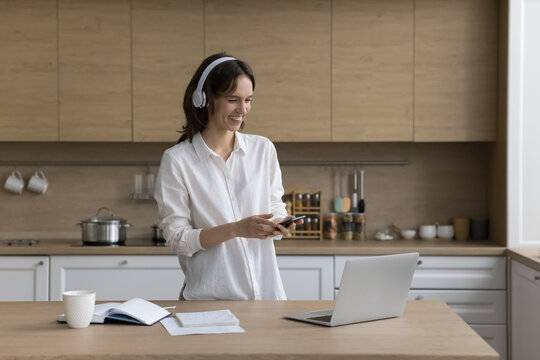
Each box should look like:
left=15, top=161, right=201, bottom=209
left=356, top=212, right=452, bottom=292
left=507, top=248, right=540, bottom=272
left=0, top=300, right=498, bottom=360
left=0, top=238, right=506, bottom=256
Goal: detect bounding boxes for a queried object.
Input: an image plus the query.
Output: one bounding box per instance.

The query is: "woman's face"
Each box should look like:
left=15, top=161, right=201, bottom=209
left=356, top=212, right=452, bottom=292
left=208, top=75, right=253, bottom=133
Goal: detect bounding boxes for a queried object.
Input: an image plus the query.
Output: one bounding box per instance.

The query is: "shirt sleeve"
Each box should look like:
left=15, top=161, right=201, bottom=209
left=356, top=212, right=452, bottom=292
left=154, top=152, right=204, bottom=257
left=267, top=140, right=288, bottom=240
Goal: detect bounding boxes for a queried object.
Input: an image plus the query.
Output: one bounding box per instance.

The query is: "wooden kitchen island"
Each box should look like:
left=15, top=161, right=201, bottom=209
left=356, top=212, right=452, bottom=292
left=0, top=300, right=498, bottom=359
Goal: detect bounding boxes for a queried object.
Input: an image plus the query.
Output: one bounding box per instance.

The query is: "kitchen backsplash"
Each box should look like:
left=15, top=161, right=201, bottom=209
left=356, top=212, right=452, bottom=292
left=0, top=142, right=490, bottom=241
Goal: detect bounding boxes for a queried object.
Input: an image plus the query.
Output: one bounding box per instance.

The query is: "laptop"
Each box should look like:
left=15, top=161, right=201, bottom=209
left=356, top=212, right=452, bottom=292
left=284, top=252, right=419, bottom=327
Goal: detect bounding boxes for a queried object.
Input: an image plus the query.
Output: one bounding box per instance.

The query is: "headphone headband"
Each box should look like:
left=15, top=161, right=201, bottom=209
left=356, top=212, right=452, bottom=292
left=192, top=56, right=236, bottom=108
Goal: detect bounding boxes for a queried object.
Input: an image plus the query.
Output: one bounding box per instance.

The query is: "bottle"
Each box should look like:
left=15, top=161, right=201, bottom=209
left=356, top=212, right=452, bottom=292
left=353, top=213, right=366, bottom=240
left=295, top=193, right=303, bottom=210
left=323, top=213, right=338, bottom=240
left=342, top=213, right=353, bottom=240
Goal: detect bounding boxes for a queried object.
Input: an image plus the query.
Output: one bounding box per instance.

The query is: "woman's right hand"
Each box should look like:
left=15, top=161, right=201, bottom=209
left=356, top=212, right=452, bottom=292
left=234, top=213, right=279, bottom=239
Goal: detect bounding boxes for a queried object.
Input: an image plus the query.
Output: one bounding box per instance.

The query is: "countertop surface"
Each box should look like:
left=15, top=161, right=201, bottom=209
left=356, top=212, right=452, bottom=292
left=0, top=300, right=498, bottom=360
left=507, top=248, right=540, bottom=271
left=0, top=238, right=507, bottom=256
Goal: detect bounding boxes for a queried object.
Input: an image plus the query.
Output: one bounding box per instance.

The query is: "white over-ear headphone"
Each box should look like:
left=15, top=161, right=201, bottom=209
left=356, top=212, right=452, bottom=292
left=192, top=56, right=236, bottom=108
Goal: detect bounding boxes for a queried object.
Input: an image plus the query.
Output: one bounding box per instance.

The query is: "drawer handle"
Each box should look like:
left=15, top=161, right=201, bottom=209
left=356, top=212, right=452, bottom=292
left=415, top=296, right=424, bottom=301
left=417, top=260, right=422, bottom=266
left=534, top=276, right=540, bottom=281
left=120, top=260, right=128, bottom=266
left=37, top=261, right=44, bottom=266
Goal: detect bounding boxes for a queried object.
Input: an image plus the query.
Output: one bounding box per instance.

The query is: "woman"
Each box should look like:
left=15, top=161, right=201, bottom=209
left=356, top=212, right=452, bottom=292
left=154, top=53, right=302, bottom=300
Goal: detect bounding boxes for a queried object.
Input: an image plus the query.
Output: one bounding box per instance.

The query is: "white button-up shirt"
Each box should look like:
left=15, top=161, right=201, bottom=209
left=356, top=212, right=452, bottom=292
left=154, top=132, right=288, bottom=300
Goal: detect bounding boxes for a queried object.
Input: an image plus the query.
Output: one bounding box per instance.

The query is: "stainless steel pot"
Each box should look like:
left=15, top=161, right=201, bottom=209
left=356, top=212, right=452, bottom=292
left=77, top=207, right=131, bottom=245
left=151, top=224, right=165, bottom=243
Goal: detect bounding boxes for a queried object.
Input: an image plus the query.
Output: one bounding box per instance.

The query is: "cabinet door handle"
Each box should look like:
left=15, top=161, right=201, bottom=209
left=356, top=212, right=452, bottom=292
left=120, top=260, right=128, bottom=266
left=417, top=260, right=422, bottom=266
left=534, top=276, right=540, bottom=281
left=37, top=261, right=44, bottom=266
left=415, top=296, right=424, bottom=301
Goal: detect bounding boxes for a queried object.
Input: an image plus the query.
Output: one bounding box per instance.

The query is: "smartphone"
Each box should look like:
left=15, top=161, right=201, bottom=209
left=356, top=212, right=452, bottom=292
left=277, top=215, right=306, bottom=229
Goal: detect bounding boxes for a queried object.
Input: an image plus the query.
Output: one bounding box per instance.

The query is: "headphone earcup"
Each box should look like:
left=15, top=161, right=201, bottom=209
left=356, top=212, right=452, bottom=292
left=192, top=90, right=204, bottom=108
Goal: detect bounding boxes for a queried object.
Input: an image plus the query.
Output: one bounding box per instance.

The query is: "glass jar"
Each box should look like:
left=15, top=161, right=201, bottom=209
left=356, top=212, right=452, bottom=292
left=304, top=216, right=312, bottom=231
left=312, top=193, right=320, bottom=208
left=311, top=215, right=319, bottom=231
left=303, top=193, right=311, bottom=208
left=323, top=213, right=338, bottom=240
left=342, top=213, right=353, bottom=240
left=353, top=213, right=366, bottom=240
left=294, top=193, right=303, bottom=210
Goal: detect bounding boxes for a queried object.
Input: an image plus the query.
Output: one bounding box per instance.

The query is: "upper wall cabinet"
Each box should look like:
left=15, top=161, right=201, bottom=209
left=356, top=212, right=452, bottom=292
left=205, top=0, right=332, bottom=142
left=132, top=0, right=204, bottom=142
left=0, top=0, right=58, bottom=141
left=58, top=0, right=131, bottom=141
left=414, top=0, right=498, bottom=141
left=332, top=0, right=414, bottom=142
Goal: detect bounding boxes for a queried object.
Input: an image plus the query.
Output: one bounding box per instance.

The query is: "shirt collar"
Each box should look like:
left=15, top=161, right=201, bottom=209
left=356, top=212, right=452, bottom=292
left=192, top=131, right=247, bottom=162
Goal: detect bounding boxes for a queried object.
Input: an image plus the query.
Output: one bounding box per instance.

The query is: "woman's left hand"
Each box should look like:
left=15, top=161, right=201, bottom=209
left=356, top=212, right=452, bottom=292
left=274, top=216, right=304, bottom=236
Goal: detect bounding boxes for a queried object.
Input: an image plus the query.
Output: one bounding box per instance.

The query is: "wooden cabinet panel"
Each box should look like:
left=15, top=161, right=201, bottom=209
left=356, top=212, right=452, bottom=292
left=132, top=0, right=203, bottom=142
left=414, top=0, right=498, bottom=141
left=205, top=0, right=331, bottom=142
left=332, top=0, right=414, bottom=141
left=0, top=0, right=58, bottom=141
left=58, top=0, right=131, bottom=141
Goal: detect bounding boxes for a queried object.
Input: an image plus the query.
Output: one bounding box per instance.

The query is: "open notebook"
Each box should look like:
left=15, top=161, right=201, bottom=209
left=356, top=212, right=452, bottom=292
left=58, top=298, right=170, bottom=326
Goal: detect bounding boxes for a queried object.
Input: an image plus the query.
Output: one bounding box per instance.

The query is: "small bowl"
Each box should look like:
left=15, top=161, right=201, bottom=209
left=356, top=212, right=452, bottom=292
left=401, top=230, right=416, bottom=240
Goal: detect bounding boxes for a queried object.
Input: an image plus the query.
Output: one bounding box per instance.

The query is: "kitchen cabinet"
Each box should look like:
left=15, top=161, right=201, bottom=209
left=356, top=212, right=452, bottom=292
left=0, top=0, right=58, bottom=141
left=50, top=255, right=184, bottom=301
left=277, top=256, right=334, bottom=300
left=414, top=0, right=498, bottom=141
left=0, top=256, right=49, bottom=301
left=332, top=0, right=414, bottom=141
left=132, top=0, right=203, bottom=142
left=205, top=0, right=332, bottom=142
left=510, top=260, right=540, bottom=360
left=58, top=0, right=131, bottom=141
left=335, top=255, right=507, bottom=360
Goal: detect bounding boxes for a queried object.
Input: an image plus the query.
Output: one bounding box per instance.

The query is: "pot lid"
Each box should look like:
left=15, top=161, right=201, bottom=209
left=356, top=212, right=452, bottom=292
left=82, top=207, right=127, bottom=224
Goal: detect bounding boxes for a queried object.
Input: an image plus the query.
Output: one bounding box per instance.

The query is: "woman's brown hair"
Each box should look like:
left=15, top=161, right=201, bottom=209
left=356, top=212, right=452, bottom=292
left=178, top=53, right=255, bottom=143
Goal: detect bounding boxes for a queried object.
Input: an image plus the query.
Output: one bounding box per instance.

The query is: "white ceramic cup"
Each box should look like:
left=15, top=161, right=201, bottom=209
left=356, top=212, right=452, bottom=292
left=62, top=290, right=96, bottom=329
left=419, top=224, right=437, bottom=240
left=27, top=170, right=48, bottom=194
left=4, top=170, right=24, bottom=194
left=437, top=225, right=454, bottom=239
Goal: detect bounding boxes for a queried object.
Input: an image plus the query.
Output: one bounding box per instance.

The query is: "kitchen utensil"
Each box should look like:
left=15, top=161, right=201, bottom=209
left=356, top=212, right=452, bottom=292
left=341, top=172, right=351, bottom=212
left=437, top=225, right=454, bottom=240
left=77, top=207, right=131, bottom=245
left=151, top=224, right=165, bottom=243
left=453, top=217, right=470, bottom=242
left=419, top=224, right=437, bottom=240
left=62, top=290, right=95, bottom=329
left=358, top=168, right=365, bottom=213
left=351, top=172, right=359, bottom=212
left=4, top=170, right=24, bottom=194
left=333, top=172, right=343, bottom=212
left=27, top=170, right=48, bottom=194
left=400, top=230, right=416, bottom=240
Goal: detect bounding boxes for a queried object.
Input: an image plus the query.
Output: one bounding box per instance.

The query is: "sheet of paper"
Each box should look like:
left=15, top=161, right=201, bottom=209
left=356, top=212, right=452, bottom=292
left=160, top=318, right=245, bottom=336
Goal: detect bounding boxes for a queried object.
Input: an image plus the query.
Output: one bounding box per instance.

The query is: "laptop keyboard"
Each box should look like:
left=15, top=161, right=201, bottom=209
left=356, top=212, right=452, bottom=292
left=308, top=315, right=332, bottom=323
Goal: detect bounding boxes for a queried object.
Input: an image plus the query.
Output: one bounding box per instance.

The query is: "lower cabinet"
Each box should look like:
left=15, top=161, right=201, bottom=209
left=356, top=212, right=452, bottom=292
left=0, top=256, right=49, bottom=301
left=50, top=256, right=184, bottom=301
left=277, top=256, right=334, bottom=300
left=335, top=255, right=507, bottom=360
left=510, top=260, right=540, bottom=360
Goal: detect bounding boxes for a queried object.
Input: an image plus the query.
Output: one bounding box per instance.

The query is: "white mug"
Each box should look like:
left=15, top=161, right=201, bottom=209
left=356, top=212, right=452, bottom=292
left=62, top=290, right=96, bottom=329
left=419, top=224, right=437, bottom=240
left=27, top=170, right=48, bottom=194
left=4, top=170, right=24, bottom=194
left=437, top=225, right=454, bottom=240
